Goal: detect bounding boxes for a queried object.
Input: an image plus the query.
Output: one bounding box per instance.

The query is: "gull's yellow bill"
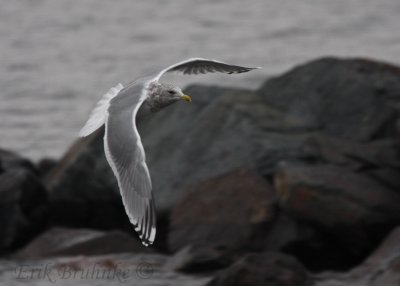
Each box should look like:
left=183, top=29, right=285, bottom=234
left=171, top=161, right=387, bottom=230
left=181, top=94, right=192, bottom=102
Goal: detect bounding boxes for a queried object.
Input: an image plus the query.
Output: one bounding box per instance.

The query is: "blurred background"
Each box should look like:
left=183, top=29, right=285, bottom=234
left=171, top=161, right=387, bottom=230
left=1, top=1, right=400, bottom=286
left=1, top=0, right=399, bottom=160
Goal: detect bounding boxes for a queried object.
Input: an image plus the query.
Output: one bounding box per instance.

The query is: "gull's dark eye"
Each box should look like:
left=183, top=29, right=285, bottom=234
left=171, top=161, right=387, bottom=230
left=168, top=90, right=175, bottom=95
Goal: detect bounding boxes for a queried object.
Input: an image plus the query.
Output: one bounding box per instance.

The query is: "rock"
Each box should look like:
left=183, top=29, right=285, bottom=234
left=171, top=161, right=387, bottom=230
left=36, top=158, right=58, bottom=178
left=140, top=86, right=276, bottom=213
left=257, top=57, right=400, bottom=141
left=303, top=135, right=400, bottom=170
left=42, top=57, right=400, bottom=267
left=274, top=162, right=400, bottom=259
left=314, top=226, right=400, bottom=286
left=16, top=227, right=150, bottom=259
left=0, top=169, right=47, bottom=253
left=45, top=128, right=132, bottom=232
left=256, top=212, right=304, bottom=252
left=0, top=253, right=212, bottom=286
left=367, top=168, right=400, bottom=190
left=370, top=257, right=400, bottom=286
left=256, top=134, right=400, bottom=178
left=251, top=210, right=364, bottom=272
left=164, top=245, right=230, bottom=273
left=46, top=82, right=294, bottom=247
left=169, top=168, right=276, bottom=253
left=207, top=252, right=308, bottom=286
left=0, top=149, right=36, bottom=173
left=355, top=227, right=400, bottom=276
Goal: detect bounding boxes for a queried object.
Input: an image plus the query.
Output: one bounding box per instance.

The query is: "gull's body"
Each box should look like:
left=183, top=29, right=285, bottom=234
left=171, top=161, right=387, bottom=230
left=79, top=58, right=259, bottom=246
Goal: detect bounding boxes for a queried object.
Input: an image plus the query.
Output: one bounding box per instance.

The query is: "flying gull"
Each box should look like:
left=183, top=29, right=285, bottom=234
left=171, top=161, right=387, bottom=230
left=79, top=58, right=260, bottom=246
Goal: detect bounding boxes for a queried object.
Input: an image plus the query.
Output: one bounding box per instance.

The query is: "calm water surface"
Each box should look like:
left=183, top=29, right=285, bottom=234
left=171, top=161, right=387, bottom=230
left=1, top=0, right=399, bottom=160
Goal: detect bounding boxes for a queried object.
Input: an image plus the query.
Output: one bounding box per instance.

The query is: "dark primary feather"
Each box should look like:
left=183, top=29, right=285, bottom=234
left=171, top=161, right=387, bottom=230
left=165, top=59, right=259, bottom=75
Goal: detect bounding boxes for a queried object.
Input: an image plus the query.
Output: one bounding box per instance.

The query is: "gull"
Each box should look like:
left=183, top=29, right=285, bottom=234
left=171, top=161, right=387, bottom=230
left=79, top=58, right=260, bottom=246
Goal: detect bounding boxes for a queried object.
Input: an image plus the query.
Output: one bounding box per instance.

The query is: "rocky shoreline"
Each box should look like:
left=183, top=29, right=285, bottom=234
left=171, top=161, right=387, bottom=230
left=1, top=57, right=400, bottom=285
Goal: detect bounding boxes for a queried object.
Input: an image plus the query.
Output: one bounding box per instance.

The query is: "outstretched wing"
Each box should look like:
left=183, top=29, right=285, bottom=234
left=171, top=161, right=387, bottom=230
left=154, top=58, right=260, bottom=80
left=104, top=80, right=156, bottom=246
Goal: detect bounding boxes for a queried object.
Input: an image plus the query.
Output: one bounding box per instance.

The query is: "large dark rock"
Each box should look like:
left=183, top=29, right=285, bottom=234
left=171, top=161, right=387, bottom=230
left=45, top=128, right=132, bottom=232
left=139, top=85, right=285, bottom=213
left=15, top=227, right=150, bottom=259
left=274, top=162, right=400, bottom=262
left=257, top=58, right=400, bottom=141
left=252, top=206, right=374, bottom=272
left=301, top=135, right=400, bottom=170
left=207, top=252, right=308, bottom=286
left=0, top=149, right=36, bottom=173
left=43, top=57, right=400, bottom=271
left=0, top=168, right=47, bottom=253
left=36, top=158, right=58, bottom=178
left=168, top=169, right=276, bottom=253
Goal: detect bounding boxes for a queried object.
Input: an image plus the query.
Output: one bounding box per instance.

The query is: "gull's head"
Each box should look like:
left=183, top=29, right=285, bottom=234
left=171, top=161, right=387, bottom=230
left=159, top=83, right=191, bottom=103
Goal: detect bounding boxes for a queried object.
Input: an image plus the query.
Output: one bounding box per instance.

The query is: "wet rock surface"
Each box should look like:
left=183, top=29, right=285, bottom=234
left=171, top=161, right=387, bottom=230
left=257, top=58, right=400, bottom=141
left=275, top=162, right=400, bottom=254
left=169, top=169, right=276, bottom=253
left=0, top=253, right=212, bottom=286
left=1, top=57, right=400, bottom=285
left=16, top=227, right=149, bottom=259
left=206, top=252, right=309, bottom=286
left=164, top=245, right=231, bottom=273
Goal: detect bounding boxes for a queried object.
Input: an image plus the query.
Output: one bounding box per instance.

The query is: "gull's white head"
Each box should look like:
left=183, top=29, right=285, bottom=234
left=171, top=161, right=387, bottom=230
left=158, top=82, right=191, bottom=102
left=145, top=82, right=191, bottom=113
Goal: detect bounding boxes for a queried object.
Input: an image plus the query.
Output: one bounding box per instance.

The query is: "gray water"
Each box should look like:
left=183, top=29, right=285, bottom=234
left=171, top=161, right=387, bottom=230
left=1, top=0, right=399, bottom=160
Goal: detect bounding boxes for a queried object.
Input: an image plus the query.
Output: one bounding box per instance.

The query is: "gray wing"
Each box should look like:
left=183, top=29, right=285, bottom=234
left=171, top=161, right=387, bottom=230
left=104, top=80, right=156, bottom=246
left=154, top=58, right=260, bottom=80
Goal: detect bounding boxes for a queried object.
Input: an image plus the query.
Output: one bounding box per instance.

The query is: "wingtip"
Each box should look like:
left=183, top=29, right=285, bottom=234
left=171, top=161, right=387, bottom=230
left=140, top=226, right=156, bottom=247
left=134, top=222, right=156, bottom=247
